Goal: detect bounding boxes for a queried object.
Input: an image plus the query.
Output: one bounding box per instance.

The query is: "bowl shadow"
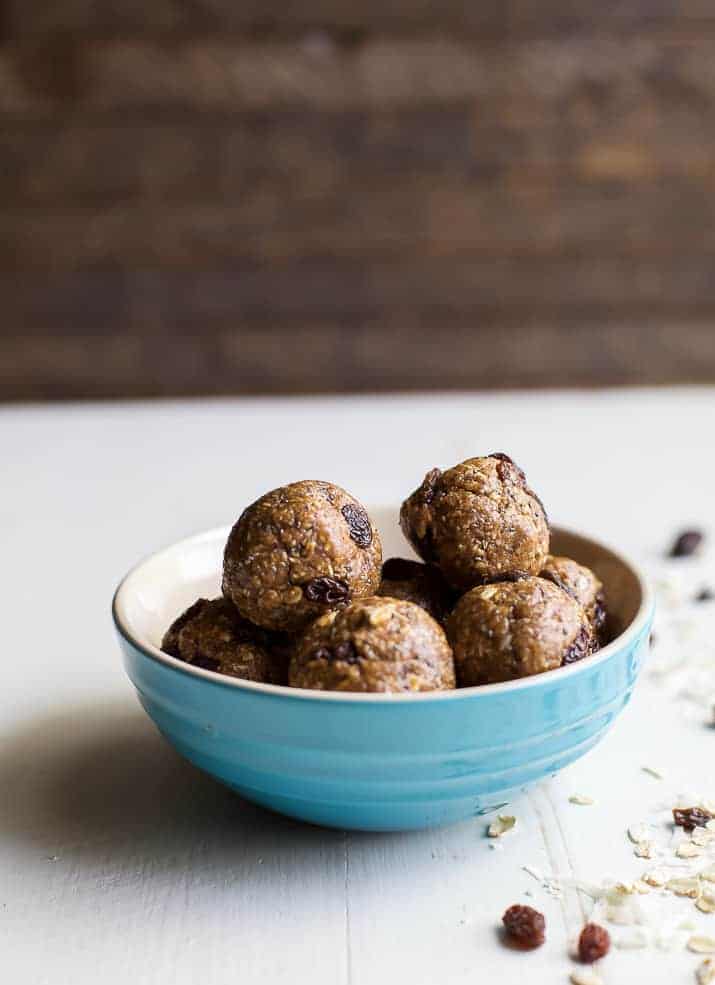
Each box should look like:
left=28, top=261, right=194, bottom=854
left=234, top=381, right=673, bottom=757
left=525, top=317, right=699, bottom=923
left=0, top=698, right=348, bottom=880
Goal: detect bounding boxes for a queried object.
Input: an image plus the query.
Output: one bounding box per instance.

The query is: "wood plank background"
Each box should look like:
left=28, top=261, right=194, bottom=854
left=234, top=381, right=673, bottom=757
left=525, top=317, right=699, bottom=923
left=3, top=2, right=715, bottom=399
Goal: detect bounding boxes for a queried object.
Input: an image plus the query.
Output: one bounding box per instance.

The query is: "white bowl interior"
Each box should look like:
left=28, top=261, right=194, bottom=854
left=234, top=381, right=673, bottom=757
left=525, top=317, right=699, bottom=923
left=118, top=509, right=643, bottom=657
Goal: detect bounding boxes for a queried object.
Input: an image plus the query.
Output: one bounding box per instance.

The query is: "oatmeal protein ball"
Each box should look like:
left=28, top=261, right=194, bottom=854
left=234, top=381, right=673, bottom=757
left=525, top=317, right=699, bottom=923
left=400, top=454, right=549, bottom=591
left=377, top=557, right=455, bottom=623
left=289, top=596, right=456, bottom=693
left=540, top=554, right=608, bottom=644
left=446, top=576, right=595, bottom=686
left=223, top=480, right=382, bottom=632
left=161, top=597, right=288, bottom=683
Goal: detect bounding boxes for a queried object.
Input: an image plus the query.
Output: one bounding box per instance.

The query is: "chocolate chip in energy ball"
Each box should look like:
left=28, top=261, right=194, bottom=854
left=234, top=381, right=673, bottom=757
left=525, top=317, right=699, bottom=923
left=669, top=529, right=704, bottom=558
left=578, top=923, right=610, bottom=963
left=501, top=904, right=546, bottom=949
left=673, top=806, right=713, bottom=831
left=303, top=577, right=351, bottom=605
left=341, top=503, right=373, bottom=548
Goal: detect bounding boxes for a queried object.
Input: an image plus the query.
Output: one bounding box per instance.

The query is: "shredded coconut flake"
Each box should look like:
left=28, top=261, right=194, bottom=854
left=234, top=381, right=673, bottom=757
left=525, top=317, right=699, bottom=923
left=570, top=971, right=604, bottom=985
left=569, top=794, right=595, bottom=806
left=697, top=958, right=715, bottom=985
left=668, top=877, right=701, bottom=898
left=487, top=814, right=516, bottom=838
left=614, top=928, right=649, bottom=949
left=677, top=842, right=703, bottom=859
left=628, top=823, right=653, bottom=845
left=689, top=936, right=715, bottom=955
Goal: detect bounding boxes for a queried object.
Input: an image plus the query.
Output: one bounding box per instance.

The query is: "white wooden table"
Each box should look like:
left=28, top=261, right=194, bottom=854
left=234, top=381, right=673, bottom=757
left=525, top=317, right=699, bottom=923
left=3, top=389, right=715, bottom=985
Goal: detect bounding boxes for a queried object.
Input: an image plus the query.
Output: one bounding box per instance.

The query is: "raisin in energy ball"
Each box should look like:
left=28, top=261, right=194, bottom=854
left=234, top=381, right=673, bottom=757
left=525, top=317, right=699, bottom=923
left=446, top=576, right=594, bottom=686
left=540, top=555, right=608, bottom=644
left=377, top=557, right=455, bottom=623
left=289, top=596, right=456, bottom=693
left=400, top=454, right=549, bottom=591
left=161, top=597, right=287, bottom=683
left=223, top=480, right=382, bottom=632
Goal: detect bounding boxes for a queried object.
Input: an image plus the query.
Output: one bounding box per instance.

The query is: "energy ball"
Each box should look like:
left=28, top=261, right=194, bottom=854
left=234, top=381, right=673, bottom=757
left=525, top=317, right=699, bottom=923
left=400, top=454, right=549, bottom=590
left=377, top=557, right=455, bottom=623
left=223, top=480, right=382, bottom=632
left=289, top=596, right=456, bottom=693
left=540, top=555, right=608, bottom=645
left=161, top=597, right=288, bottom=684
left=446, top=576, right=595, bottom=686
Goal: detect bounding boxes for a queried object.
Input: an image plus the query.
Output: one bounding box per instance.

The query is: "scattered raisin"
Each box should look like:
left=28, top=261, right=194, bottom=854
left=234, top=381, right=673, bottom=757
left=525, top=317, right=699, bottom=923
left=562, top=624, right=594, bottom=665
left=669, top=529, right=704, bottom=558
left=489, top=452, right=526, bottom=485
left=420, top=468, right=441, bottom=505
left=303, top=577, right=350, bottom=605
left=502, top=904, right=545, bottom=949
left=592, top=591, right=608, bottom=637
left=578, top=923, right=610, bottom=963
left=696, top=587, right=714, bottom=602
left=341, top=503, right=373, bottom=548
left=673, top=806, right=713, bottom=831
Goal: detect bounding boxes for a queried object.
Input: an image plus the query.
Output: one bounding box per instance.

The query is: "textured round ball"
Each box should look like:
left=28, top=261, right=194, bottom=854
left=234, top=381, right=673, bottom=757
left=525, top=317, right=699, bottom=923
left=377, top=557, right=455, bottom=623
left=223, top=480, right=382, bottom=632
left=540, top=555, right=607, bottom=644
left=446, top=576, right=594, bottom=686
left=400, top=454, right=549, bottom=590
left=289, top=596, right=456, bottom=693
left=161, top=597, right=287, bottom=683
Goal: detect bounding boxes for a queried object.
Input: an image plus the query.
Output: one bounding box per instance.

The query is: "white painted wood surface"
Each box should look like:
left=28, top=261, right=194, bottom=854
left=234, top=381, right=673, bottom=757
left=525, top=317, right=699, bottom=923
left=3, top=389, right=715, bottom=984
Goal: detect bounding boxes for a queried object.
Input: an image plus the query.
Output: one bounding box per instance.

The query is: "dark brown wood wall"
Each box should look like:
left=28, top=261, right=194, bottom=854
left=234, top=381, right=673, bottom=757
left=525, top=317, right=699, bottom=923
left=3, top=2, right=715, bottom=399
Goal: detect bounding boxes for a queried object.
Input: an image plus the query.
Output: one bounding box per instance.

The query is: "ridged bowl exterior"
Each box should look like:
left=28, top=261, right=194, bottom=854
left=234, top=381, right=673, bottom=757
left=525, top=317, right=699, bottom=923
left=117, top=614, right=651, bottom=831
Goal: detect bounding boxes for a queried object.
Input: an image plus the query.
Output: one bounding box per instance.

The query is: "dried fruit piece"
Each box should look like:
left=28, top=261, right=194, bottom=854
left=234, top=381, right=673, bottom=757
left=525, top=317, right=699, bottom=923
left=487, top=814, right=516, bottom=838
left=578, top=923, right=611, bottom=962
left=674, top=807, right=714, bottom=832
left=670, top=530, right=704, bottom=557
left=341, top=504, right=373, bottom=548
left=502, top=904, right=546, bottom=948
left=303, top=577, right=351, bottom=605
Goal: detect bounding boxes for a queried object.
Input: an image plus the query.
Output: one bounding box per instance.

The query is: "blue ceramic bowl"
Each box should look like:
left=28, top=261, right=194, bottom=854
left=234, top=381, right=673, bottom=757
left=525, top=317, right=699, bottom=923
left=112, top=518, right=653, bottom=832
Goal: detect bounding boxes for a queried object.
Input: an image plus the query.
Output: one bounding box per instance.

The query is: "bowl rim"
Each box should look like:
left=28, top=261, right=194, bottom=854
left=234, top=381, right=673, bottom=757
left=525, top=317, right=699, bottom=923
left=112, top=522, right=654, bottom=704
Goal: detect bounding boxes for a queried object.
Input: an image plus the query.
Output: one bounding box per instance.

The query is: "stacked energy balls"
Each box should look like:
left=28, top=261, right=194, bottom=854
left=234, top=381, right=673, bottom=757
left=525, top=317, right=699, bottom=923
left=162, top=456, right=607, bottom=693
